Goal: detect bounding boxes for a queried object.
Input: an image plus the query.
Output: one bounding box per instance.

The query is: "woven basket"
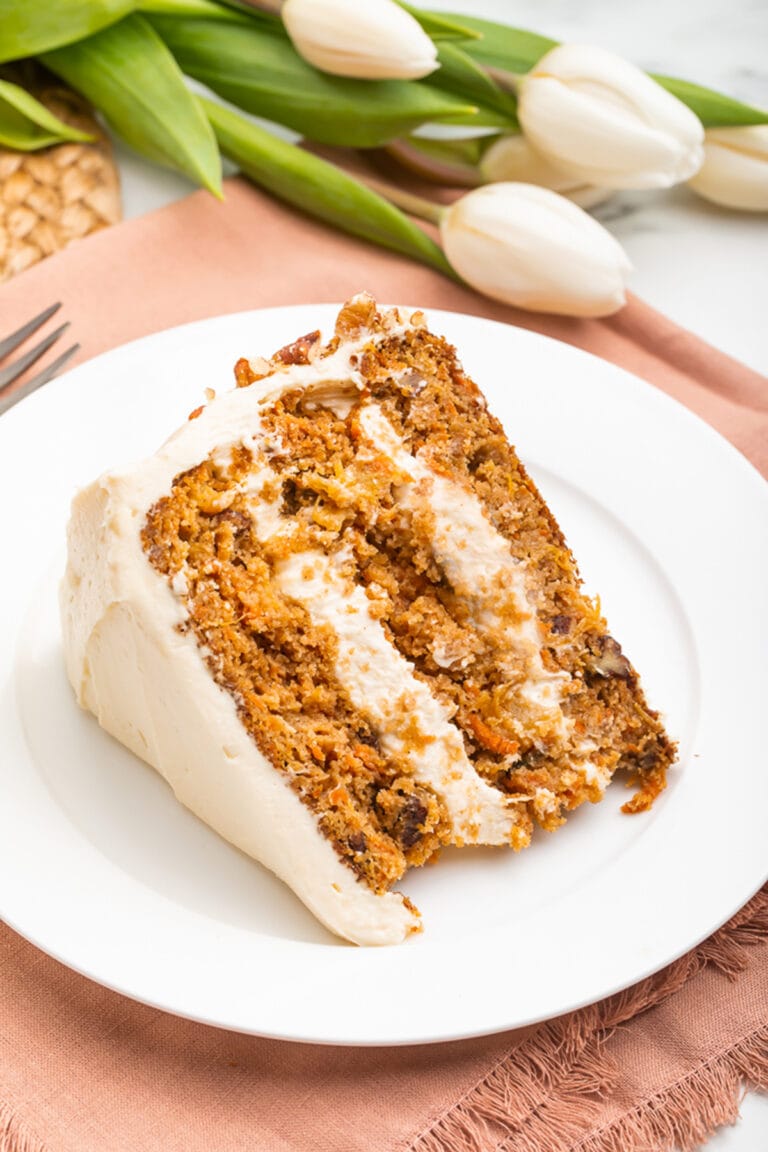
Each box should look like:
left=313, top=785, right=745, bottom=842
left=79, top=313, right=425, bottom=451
left=0, top=85, right=121, bottom=282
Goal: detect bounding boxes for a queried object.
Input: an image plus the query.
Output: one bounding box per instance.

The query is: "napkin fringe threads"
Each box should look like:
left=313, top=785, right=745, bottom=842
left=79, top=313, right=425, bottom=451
left=0, top=1103, right=49, bottom=1152
left=409, top=885, right=768, bottom=1152
left=1, top=891, right=765, bottom=1152
left=575, top=1025, right=768, bottom=1152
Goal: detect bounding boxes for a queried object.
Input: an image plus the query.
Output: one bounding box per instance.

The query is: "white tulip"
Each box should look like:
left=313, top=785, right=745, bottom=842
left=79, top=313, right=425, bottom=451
left=480, top=133, right=612, bottom=209
left=518, top=44, right=704, bottom=190
left=688, top=126, right=768, bottom=211
left=440, top=183, right=631, bottom=317
left=281, top=0, right=438, bottom=80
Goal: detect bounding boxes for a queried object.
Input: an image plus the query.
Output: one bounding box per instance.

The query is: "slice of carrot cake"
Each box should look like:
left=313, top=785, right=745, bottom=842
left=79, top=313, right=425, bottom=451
left=61, top=294, right=675, bottom=945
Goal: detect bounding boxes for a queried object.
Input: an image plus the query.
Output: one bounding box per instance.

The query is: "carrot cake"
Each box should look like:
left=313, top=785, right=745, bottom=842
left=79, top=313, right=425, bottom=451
left=60, top=294, right=675, bottom=945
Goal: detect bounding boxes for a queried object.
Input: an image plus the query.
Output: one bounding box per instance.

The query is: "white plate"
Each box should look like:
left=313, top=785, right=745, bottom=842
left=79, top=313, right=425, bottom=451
left=2, top=305, right=767, bottom=1046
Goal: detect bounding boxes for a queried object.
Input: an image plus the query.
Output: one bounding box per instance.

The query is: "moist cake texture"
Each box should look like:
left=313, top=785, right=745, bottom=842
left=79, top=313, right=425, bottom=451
left=61, top=294, right=675, bottom=945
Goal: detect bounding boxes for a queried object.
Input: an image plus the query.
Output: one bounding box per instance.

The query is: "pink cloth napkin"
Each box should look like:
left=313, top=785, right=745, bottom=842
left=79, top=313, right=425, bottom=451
left=0, top=177, right=766, bottom=1152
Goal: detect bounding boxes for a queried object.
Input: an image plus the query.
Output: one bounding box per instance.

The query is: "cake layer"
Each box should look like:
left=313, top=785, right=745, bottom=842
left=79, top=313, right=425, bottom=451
left=272, top=549, right=518, bottom=847
left=62, top=294, right=675, bottom=945
left=357, top=404, right=570, bottom=728
left=62, top=477, right=420, bottom=945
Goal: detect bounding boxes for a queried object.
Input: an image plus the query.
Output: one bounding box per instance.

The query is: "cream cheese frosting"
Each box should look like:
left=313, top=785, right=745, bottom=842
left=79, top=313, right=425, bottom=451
left=61, top=298, right=626, bottom=946
left=61, top=312, right=427, bottom=947
left=357, top=406, right=570, bottom=729
left=61, top=473, right=420, bottom=947
left=272, top=549, right=516, bottom=846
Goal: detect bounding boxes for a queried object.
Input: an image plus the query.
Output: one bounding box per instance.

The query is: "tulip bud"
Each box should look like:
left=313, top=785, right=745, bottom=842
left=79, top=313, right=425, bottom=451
left=440, top=183, right=631, bottom=317
left=688, top=126, right=768, bottom=212
left=518, top=44, right=704, bottom=190
left=281, top=0, right=438, bottom=80
left=479, top=134, right=612, bottom=209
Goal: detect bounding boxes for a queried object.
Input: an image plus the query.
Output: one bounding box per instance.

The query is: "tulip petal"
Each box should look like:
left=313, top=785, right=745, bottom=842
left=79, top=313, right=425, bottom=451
left=518, top=45, right=704, bottom=190
left=688, top=126, right=768, bottom=211
left=282, top=0, right=438, bottom=80
left=520, top=76, right=702, bottom=188
left=440, top=183, right=630, bottom=317
left=479, top=132, right=612, bottom=206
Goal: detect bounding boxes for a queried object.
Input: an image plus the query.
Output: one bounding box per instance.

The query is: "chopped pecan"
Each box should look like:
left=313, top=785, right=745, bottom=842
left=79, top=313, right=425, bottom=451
left=591, top=635, right=633, bottom=681
left=274, top=330, right=321, bottom=366
left=234, top=357, right=258, bottom=387
left=335, top=293, right=377, bottom=338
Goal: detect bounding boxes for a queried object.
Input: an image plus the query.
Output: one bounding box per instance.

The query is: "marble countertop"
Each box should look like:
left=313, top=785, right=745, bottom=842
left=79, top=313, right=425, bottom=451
left=116, top=2, right=766, bottom=1148
left=118, top=0, right=768, bottom=376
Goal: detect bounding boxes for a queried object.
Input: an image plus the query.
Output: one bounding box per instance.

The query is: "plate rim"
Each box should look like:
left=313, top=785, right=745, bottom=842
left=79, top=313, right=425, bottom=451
left=2, top=302, right=767, bottom=1046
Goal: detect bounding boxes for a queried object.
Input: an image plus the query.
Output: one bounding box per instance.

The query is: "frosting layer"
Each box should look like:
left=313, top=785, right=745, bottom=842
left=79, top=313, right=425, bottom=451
left=61, top=307, right=431, bottom=947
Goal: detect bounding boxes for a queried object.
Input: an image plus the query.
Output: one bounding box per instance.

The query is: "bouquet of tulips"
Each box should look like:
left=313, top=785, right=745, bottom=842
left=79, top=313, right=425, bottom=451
left=1, top=0, right=766, bottom=316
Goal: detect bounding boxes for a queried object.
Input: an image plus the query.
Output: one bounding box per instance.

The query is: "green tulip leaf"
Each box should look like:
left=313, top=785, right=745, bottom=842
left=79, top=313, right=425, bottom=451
left=452, top=15, right=768, bottom=128
left=41, top=14, right=222, bottom=195
left=651, top=76, right=768, bottom=127
left=198, top=0, right=281, bottom=21
left=429, top=105, right=515, bottom=130
left=0, top=0, right=134, bottom=63
left=0, top=78, right=94, bottom=149
left=203, top=97, right=453, bottom=275
left=445, top=16, right=555, bottom=73
left=428, top=41, right=518, bottom=127
left=399, top=133, right=487, bottom=169
left=151, top=17, right=478, bottom=148
left=397, top=4, right=480, bottom=41
left=137, top=0, right=255, bottom=22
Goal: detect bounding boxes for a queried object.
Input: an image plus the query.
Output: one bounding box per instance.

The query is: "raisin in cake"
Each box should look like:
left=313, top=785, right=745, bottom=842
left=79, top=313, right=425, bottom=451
left=61, top=295, right=675, bottom=945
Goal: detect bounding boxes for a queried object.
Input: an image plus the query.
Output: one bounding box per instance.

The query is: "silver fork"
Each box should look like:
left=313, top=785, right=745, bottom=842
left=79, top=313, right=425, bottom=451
left=0, top=303, right=80, bottom=417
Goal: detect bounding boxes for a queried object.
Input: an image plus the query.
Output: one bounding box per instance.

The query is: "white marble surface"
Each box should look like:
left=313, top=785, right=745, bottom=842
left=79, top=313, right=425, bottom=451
left=433, top=21, right=768, bottom=1152
left=440, top=0, right=768, bottom=375
left=116, top=2, right=766, bottom=1147
left=117, top=0, right=768, bottom=375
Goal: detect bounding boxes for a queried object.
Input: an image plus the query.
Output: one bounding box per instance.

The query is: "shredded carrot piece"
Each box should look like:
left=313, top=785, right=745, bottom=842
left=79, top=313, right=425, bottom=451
left=622, top=765, right=667, bottom=813
left=468, top=714, right=520, bottom=756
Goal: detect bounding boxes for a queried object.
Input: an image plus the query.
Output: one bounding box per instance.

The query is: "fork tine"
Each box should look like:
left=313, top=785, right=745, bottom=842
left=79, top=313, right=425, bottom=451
left=0, top=303, right=61, bottom=362
left=0, top=343, right=80, bottom=417
left=0, top=321, right=71, bottom=392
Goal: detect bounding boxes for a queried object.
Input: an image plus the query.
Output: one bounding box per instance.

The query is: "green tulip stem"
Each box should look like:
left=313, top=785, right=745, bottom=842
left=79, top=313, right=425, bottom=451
left=220, top=0, right=282, bottom=13
left=484, top=66, right=521, bottom=95
left=385, top=137, right=482, bottom=188
left=359, top=174, right=445, bottom=226
left=203, top=97, right=456, bottom=275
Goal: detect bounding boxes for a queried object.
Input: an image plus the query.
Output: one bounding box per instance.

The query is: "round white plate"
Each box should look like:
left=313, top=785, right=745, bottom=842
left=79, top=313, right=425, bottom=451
left=2, top=305, right=767, bottom=1046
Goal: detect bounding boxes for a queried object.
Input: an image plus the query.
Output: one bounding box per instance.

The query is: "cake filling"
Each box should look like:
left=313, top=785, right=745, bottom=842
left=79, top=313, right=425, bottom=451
left=356, top=404, right=569, bottom=728
left=65, top=293, right=676, bottom=945
left=141, top=297, right=673, bottom=896
left=248, top=387, right=641, bottom=826
left=354, top=318, right=673, bottom=811
left=272, top=548, right=522, bottom=847
left=141, top=449, right=451, bottom=893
